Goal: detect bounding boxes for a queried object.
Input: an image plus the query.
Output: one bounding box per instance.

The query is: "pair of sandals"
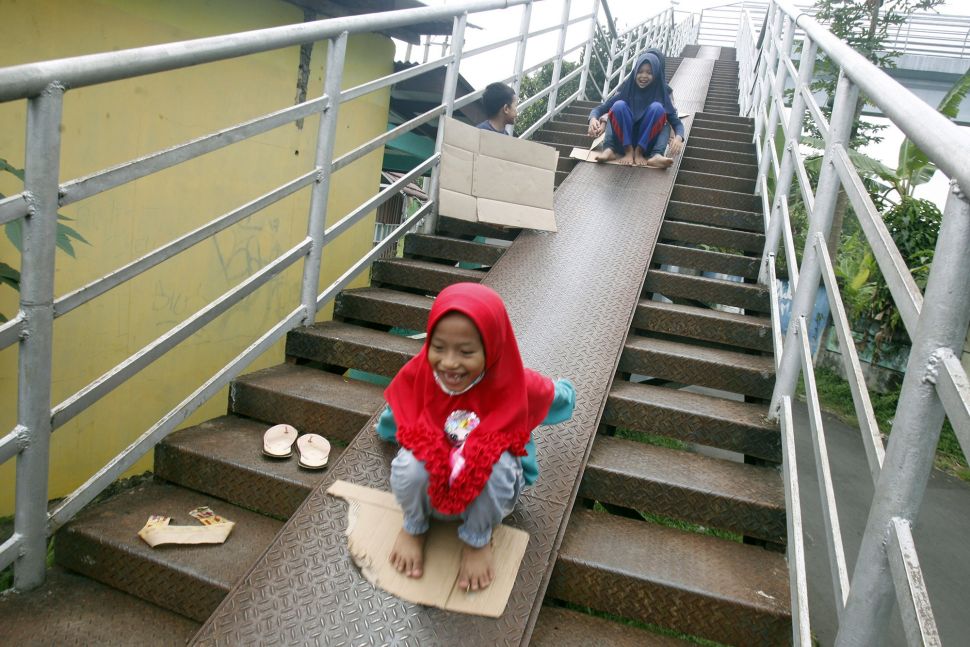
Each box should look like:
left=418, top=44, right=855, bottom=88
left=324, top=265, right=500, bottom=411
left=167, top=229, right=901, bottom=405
left=262, top=424, right=331, bottom=470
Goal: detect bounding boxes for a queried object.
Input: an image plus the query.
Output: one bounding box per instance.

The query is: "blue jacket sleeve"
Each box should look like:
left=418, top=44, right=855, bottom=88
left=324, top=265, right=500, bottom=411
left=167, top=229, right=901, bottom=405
left=667, top=110, right=685, bottom=139
left=522, top=378, right=577, bottom=486
left=375, top=405, right=398, bottom=443
left=590, top=94, right=620, bottom=121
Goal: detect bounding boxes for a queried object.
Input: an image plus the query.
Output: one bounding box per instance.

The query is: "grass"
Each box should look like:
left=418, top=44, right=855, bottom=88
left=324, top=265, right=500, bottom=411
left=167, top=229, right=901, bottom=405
left=801, top=366, right=969, bottom=482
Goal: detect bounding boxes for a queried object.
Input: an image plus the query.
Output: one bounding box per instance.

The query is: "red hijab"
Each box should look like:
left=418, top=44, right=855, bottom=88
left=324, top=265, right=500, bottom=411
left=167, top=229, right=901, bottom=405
left=385, top=283, right=554, bottom=514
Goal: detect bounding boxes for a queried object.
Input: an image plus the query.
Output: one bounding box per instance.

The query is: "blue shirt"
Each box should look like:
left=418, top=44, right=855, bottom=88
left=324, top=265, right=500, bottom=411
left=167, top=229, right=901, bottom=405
left=375, top=378, right=576, bottom=486
left=477, top=120, right=509, bottom=135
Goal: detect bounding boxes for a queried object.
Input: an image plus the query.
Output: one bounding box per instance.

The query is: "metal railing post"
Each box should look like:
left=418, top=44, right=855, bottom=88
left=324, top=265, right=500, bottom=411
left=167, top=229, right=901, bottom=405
left=601, top=37, right=617, bottom=98
left=577, top=0, right=600, bottom=100
left=769, top=70, right=859, bottom=416
left=13, top=83, right=64, bottom=590
left=546, top=0, right=573, bottom=118
left=299, top=32, right=348, bottom=324
left=760, top=37, right=818, bottom=284
left=511, top=1, right=534, bottom=96
left=753, top=4, right=784, bottom=145
left=426, top=12, right=468, bottom=234
left=755, top=15, right=795, bottom=195
left=836, top=180, right=970, bottom=645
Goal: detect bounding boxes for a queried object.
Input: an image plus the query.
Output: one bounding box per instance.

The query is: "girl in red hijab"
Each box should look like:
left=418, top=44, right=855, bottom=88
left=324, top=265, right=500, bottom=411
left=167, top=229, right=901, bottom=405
left=376, top=283, right=575, bottom=592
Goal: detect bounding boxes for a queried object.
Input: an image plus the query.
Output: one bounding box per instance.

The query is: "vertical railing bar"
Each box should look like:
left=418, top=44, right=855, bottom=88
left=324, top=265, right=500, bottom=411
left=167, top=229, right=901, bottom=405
left=887, top=517, right=943, bottom=647
left=577, top=0, right=600, bottom=101
left=12, top=83, right=64, bottom=590
left=779, top=196, right=799, bottom=293
left=767, top=255, right=785, bottom=369
left=756, top=14, right=795, bottom=194
left=299, top=32, right=347, bottom=325
left=798, top=314, right=852, bottom=614
left=546, top=0, right=573, bottom=119
left=601, top=37, right=616, bottom=99
left=781, top=396, right=813, bottom=647
left=814, top=233, right=885, bottom=480
left=511, top=1, right=533, bottom=97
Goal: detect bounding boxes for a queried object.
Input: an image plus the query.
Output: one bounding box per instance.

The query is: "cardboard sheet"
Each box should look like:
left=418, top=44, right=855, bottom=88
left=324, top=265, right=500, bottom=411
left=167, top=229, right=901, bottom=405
left=570, top=115, right=692, bottom=165
left=439, top=117, right=558, bottom=232
left=327, top=479, right=529, bottom=618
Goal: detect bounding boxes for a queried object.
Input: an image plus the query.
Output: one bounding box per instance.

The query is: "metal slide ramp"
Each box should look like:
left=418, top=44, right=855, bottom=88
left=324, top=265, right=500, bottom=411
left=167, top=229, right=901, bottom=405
left=0, top=47, right=791, bottom=646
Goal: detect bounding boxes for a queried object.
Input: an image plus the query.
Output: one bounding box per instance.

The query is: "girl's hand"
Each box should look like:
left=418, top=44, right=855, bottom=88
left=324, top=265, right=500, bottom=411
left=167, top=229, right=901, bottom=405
left=588, top=117, right=605, bottom=138
left=668, top=135, right=685, bottom=157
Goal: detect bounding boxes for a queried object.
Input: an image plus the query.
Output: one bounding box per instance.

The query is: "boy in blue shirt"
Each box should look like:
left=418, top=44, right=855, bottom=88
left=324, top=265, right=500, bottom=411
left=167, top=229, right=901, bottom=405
left=477, top=82, right=517, bottom=135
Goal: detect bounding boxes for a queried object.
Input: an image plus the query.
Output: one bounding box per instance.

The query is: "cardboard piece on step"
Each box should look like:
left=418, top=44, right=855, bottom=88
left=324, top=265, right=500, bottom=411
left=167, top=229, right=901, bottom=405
left=137, top=506, right=235, bottom=547
left=326, top=479, right=529, bottom=617
left=569, top=115, right=692, bottom=164
left=438, top=117, right=558, bottom=232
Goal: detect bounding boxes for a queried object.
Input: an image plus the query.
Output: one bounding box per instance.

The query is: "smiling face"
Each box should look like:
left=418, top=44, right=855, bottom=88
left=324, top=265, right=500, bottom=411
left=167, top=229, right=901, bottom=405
left=635, top=62, right=654, bottom=88
left=428, top=312, right=486, bottom=392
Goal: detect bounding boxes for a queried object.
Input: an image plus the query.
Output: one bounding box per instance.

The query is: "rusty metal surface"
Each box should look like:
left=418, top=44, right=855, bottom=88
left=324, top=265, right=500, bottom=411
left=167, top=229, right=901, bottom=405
left=548, top=509, right=791, bottom=646
left=531, top=605, right=693, bottom=646
left=286, top=321, right=422, bottom=377
left=653, top=242, right=761, bottom=279
left=644, top=269, right=770, bottom=312
left=229, top=363, right=385, bottom=443
left=0, top=567, right=200, bottom=646
left=55, top=480, right=283, bottom=622
left=633, top=300, right=773, bottom=352
left=403, top=233, right=507, bottom=266
left=370, top=257, right=485, bottom=294
left=660, top=219, right=765, bottom=254
left=603, top=381, right=781, bottom=462
left=191, top=59, right=717, bottom=647
left=581, top=435, right=786, bottom=543
left=155, top=415, right=341, bottom=520
left=334, top=287, right=433, bottom=331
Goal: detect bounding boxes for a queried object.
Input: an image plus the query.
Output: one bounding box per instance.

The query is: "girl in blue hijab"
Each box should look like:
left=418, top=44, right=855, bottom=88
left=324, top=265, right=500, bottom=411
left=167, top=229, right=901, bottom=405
left=588, top=50, right=685, bottom=167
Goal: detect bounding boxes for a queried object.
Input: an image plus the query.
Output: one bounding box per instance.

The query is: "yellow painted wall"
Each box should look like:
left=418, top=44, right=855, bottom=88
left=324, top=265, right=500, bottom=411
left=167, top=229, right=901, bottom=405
left=0, top=0, right=395, bottom=515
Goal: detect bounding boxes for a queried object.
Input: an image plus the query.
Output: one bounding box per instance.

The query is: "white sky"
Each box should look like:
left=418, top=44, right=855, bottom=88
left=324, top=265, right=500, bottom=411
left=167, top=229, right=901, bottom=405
left=398, top=0, right=970, bottom=209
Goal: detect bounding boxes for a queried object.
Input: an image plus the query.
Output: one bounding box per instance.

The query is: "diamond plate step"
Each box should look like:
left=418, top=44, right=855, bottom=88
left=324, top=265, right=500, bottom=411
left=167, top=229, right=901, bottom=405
left=54, top=480, right=284, bottom=622
left=691, top=126, right=749, bottom=143
left=676, top=168, right=756, bottom=194
left=659, top=220, right=765, bottom=254
left=531, top=605, right=692, bottom=646
left=334, top=286, right=433, bottom=330
left=603, top=381, right=780, bottom=461
left=672, top=184, right=761, bottom=214
left=653, top=242, right=760, bottom=280
left=683, top=144, right=757, bottom=166
left=691, top=116, right=753, bottom=135
left=548, top=509, right=791, bottom=646
left=403, top=233, right=507, bottom=266
left=619, top=335, right=775, bottom=399
left=155, top=415, right=343, bottom=519
left=0, top=568, right=200, bottom=647
left=436, top=215, right=519, bottom=241
left=633, top=299, right=772, bottom=352
left=540, top=119, right=589, bottom=135
left=370, top=257, right=484, bottom=294
left=532, top=129, right=589, bottom=148
left=696, top=111, right=751, bottom=126
left=286, top=320, right=421, bottom=377
left=680, top=155, right=758, bottom=181
left=666, top=200, right=763, bottom=233
left=580, top=435, right=786, bottom=543
left=229, top=363, right=385, bottom=443
left=645, top=269, right=771, bottom=313
left=557, top=155, right=579, bottom=172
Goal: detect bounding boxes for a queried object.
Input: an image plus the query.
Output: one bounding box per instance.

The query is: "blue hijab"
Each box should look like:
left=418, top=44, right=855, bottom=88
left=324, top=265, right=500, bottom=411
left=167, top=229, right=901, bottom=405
left=614, top=51, right=675, bottom=121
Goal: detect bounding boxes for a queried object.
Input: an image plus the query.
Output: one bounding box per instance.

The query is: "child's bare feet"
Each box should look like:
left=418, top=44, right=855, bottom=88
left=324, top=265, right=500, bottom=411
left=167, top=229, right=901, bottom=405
left=458, top=542, right=495, bottom=592
left=592, top=148, right=619, bottom=163
left=618, top=149, right=636, bottom=166
left=389, top=528, right=426, bottom=578
left=644, top=154, right=674, bottom=169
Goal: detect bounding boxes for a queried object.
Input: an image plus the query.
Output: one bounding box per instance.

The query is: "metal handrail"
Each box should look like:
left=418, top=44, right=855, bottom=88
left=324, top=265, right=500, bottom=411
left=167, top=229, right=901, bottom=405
left=741, top=1, right=970, bottom=643
left=0, top=0, right=689, bottom=591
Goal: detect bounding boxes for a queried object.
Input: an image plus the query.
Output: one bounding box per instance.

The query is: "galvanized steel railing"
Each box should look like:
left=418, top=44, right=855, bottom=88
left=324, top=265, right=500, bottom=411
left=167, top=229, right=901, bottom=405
left=0, top=0, right=692, bottom=591
left=740, top=0, right=970, bottom=644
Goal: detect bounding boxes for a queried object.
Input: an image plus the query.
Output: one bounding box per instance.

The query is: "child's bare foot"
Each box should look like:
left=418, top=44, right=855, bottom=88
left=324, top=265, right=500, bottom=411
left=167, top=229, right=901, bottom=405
left=633, top=148, right=648, bottom=166
left=592, top=148, right=618, bottom=163
left=389, top=528, right=426, bottom=578
left=618, top=149, right=636, bottom=166
left=644, top=154, right=674, bottom=169
left=458, top=542, right=495, bottom=592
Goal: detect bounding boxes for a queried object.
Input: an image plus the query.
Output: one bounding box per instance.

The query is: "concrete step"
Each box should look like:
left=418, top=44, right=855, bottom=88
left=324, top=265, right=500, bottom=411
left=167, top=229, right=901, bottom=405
left=548, top=509, right=790, bottom=645
left=680, top=156, right=758, bottom=182
left=633, top=299, right=772, bottom=352
left=672, top=184, right=761, bottom=214
left=653, top=242, right=760, bottom=281
left=645, top=269, right=771, bottom=314
left=531, top=605, right=692, bottom=646
left=603, top=381, right=780, bottom=461
left=155, top=415, right=343, bottom=520
left=334, top=286, right=433, bottom=331
left=54, top=480, right=283, bottom=622
left=659, top=220, right=766, bottom=255
left=230, top=363, right=384, bottom=443
left=286, top=320, right=421, bottom=377
left=403, top=233, right=506, bottom=267
left=371, top=257, right=484, bottom=294
left=581, top=435, right=786, bottom=543
left=665, top=200, right=763, bottom=233
left=436, top=215, right=519, bottom=241
left=682, top=144, right=757, bottom=166
left=620, top=334, right=775, bottom=399
left=676, top=168, right=756, bottom=194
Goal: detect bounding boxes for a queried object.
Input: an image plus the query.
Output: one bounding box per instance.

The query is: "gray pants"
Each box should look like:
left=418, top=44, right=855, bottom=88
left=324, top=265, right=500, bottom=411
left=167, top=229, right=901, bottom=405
left=390, top=448, right=524, bottom=547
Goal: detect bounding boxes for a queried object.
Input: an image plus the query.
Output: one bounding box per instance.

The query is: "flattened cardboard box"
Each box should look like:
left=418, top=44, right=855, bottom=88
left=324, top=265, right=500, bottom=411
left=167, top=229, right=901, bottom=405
left=327, top=479, right=529, bottom=617
left=439, top=116, right=558, bottom=232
